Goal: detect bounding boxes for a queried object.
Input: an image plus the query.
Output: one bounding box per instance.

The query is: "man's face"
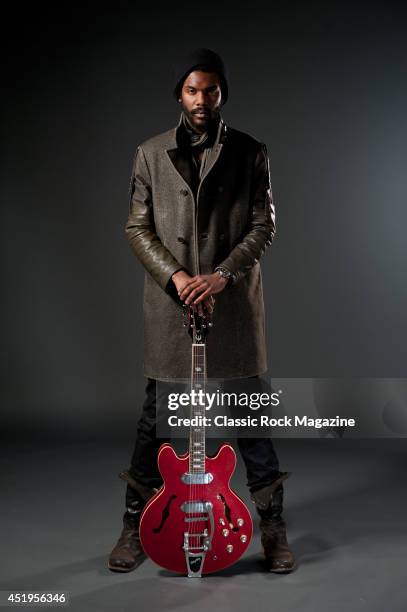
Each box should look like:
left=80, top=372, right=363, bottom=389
left=179, top=70, right=222, bottom=133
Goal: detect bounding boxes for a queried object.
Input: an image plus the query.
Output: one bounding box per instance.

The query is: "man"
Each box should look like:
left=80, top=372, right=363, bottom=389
left=108, top=48, right=295, bottom=574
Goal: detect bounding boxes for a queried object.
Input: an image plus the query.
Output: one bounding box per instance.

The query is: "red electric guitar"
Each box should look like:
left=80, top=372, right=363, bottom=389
left=139, top=305, right=253, bottom=577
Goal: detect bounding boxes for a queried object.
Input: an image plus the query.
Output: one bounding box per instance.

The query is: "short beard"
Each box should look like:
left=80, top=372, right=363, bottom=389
left=181, top=104, right=219, bottom=133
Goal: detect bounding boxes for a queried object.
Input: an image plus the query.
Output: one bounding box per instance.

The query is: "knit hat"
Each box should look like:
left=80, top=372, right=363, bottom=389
left=172, top=48, right=228, bottom=105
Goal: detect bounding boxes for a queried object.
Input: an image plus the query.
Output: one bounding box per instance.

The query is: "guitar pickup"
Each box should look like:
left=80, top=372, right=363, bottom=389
left=181, top=501, right=213, bottom=514
left=181, top=472, right=213, bottom=485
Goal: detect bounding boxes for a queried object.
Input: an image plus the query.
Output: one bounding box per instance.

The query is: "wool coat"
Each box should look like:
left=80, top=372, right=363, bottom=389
left=125, top=113, right=276, bottom=381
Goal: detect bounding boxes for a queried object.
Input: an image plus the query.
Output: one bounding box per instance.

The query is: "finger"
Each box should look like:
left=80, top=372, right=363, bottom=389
left=185, top=285, right=208, bottom=304
left=178, top=276, right=200, bottom=290
left=179, top=279, right=207, bottom=300
left=178, top=284, right=197, bottom=297
left=180, top=278, right=200, bottom=291
left=182, top=276, right=203, bottom=288
left=180, top=283, right=201, bottom=300
left=193, top=288, right=212, bottom=305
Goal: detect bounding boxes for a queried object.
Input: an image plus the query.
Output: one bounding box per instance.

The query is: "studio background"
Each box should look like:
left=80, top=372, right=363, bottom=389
left=2, top=1, right=407, bottom=440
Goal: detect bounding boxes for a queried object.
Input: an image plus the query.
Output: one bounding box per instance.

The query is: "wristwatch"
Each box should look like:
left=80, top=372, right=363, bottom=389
left=215, top=266, right=235, bottom=284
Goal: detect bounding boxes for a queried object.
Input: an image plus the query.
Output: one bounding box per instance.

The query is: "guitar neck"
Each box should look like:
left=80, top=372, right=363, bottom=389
left=189, top=342, right=206, bottom=473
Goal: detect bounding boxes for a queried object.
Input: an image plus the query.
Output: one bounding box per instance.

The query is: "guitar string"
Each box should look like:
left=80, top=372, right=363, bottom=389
left=190, top=338, right=205, bottom=551
left=192, top=341, right=196, bottom=548
left=191, top=338, right=197, bottom=548
left=188, top=323, right=208, bottom=555
left=194, top=341, right=201, bottom=549
left=189, top=338, right=194, bottom=547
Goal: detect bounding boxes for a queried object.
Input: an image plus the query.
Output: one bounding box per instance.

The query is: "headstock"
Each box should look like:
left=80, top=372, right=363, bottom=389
left=182, top=304, right=213, bottom=343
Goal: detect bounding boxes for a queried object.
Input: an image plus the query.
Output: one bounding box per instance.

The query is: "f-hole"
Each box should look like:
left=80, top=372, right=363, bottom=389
left=153, top=495, right=177, bottom=533
left=218, top=493, right=239, bottom=532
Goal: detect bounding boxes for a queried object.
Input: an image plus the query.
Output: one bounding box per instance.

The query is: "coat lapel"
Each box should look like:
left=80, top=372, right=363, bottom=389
left=166, top=148, right=195, bottom=190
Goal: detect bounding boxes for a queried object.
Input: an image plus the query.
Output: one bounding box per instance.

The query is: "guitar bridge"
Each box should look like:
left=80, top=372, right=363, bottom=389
left=181, top=501, right=214, bottom=577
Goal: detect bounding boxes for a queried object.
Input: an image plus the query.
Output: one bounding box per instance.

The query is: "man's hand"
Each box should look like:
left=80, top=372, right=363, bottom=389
left=176, top=272, right=228, bottom=306
left=172, top=270, right=216, bottom=315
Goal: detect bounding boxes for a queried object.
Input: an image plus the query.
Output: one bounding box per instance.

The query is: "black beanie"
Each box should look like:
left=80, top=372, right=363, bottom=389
left=172, top=48, right=228, bottom=105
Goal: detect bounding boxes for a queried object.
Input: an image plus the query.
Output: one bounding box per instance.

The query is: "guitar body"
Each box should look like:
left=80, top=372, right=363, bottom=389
left=139, top=442, right=253, bottom=576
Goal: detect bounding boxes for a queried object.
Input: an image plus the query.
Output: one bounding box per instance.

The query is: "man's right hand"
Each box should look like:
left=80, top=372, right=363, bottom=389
left=172, top=270, right=215, bottom=315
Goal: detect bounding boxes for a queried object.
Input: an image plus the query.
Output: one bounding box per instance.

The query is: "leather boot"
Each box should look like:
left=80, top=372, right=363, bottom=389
left=108, top=470, right=157, bottom=573
left=108, top=507, right=145, bottom=572
left=251, top=473, right=296, bottom=573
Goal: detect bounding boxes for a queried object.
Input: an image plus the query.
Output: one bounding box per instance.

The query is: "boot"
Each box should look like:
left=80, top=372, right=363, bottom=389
left=108, top=506, right=145, bottom=572
left=251, top=473, right=296, bottom=573
left=108, top=470, right=157, bottom=573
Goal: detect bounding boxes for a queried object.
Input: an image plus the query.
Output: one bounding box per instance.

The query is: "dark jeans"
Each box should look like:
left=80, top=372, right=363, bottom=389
left=126, top=377, right=281, bottom=507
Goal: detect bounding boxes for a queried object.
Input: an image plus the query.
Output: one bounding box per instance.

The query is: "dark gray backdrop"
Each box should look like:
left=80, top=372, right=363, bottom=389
left=2, top=1, right=407, bottom=439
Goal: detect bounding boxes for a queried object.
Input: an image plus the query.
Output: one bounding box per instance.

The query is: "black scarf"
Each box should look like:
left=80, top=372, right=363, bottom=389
left=181, top=111, right=220, bottom=152
left=180, top=111, right=222, bottom=184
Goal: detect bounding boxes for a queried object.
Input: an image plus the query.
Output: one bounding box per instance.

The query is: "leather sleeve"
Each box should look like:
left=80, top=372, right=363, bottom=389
left=215, top=142, right=276, bottom=284
left=125, top=146, right=184, bottom=291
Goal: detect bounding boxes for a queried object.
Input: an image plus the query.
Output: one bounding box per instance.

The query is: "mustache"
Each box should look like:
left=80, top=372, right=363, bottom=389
left=192, top=108, right=210, bottom=114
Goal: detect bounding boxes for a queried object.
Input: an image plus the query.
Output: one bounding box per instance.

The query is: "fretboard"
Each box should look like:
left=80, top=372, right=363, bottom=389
left=189, top=342, right=206, bottom=473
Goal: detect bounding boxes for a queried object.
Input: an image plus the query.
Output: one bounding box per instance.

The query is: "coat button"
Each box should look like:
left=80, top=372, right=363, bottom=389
left=180, top=188, right=189, bottom=196
left=219, top=233, right=225, bottom=240
left=177, top=236, right=188, bottom=244
left=218, top=186, right=224, bottom=193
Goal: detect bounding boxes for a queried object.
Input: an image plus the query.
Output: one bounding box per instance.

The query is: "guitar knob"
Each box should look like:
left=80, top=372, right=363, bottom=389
left=237, top=518, right=244, bottom=526
left=226, top=544, right=233, bottom=553
left=222, top=528, right=229, bottom=537
left=240, top=534, right=247, bottom=543
left=219, top=518, right=225, bottom=525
